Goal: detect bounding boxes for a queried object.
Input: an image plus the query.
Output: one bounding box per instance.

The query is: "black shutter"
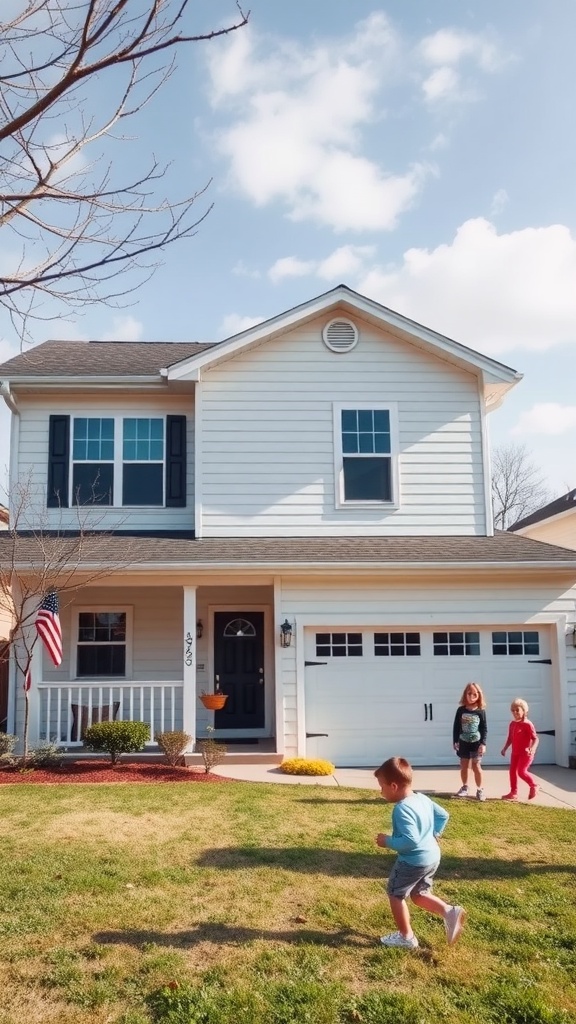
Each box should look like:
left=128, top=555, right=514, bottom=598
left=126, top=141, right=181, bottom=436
left=165, top=415, right=186, bottom=507
left=47, top=415, right=70, bottom=508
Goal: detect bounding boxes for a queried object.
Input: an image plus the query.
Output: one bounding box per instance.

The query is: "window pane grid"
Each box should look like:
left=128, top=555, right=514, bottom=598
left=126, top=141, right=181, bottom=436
left=315, top=632, right=363, bottom=657
left=123, top=418, right=164, bottom=462
left=73, top=418, right=114, bottom=461
left=491, top=630, right=540, bottom=656
left=341, top=409, right=390, bottom=456
left=374, top=632, right=421, bottom=656
left=77, top=612, right=127, bottom=678
left=433, top=631, right=480, bottom=656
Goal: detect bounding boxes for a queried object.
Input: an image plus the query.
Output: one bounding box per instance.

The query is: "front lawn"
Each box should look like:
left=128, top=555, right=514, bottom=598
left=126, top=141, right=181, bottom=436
left=0, top=781, right=574, bottom=1023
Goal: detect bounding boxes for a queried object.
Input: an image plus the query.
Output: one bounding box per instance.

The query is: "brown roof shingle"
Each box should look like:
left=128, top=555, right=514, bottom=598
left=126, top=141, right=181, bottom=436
left=1, top=532, right=576, bottom=568
left=0, top=340, right=215, bottom=378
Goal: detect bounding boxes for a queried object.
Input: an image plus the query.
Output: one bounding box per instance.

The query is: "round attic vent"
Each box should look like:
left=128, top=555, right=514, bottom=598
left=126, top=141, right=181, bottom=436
left=322, top=318, right=358, bottom=353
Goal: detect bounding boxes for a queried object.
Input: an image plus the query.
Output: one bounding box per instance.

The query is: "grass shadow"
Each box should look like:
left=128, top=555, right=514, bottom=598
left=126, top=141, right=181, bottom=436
left=196, top=846, right=574, bottom=880
left=93, top=923, right=373, bottom=949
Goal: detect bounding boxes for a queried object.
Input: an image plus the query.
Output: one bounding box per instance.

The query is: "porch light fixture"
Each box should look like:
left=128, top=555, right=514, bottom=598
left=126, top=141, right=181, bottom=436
left=196, top=620, right=203, bottom=640
left=572, top=625, right=576, bottom=648
left=280, top=619, right=293, bottom=648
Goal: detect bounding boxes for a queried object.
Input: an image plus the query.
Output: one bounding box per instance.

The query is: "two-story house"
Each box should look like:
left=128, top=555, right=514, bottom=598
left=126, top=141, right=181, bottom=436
left=1, top=285, right=575, bottom=766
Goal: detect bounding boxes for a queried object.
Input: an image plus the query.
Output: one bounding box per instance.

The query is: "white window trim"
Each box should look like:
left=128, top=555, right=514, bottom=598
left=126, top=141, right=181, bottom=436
left=72, top=605, right=134, bottom=680
left=70, top=415, right=166, bottom=508
left=333, top=401, right=399, bottom=509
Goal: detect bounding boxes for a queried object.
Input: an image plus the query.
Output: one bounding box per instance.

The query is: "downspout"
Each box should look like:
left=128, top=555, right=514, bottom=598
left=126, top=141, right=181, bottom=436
left=0, top=380, right=19, bottom=735
left=0, top=380, right=19, bottom=415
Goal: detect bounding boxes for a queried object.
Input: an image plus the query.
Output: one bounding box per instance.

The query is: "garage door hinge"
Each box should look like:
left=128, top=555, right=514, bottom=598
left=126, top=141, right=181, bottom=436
left=527, top=658, right=552, bottom=664
left=304, top=660, right=328, bottom=666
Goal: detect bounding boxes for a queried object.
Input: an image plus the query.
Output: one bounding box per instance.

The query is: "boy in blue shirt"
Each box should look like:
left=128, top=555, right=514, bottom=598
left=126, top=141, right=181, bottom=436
left=374, top=756, right=465, bottom=949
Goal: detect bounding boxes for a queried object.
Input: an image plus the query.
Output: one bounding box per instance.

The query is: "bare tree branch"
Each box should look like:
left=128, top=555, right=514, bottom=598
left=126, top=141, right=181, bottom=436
left=491, top=442, right=551, bottom=530
left=0, top=474, right=142, bottom=757
left=0, top=1, right=250, bottom=341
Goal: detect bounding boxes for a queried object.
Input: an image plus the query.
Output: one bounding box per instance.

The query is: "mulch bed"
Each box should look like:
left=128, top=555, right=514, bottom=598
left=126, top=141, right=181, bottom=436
left=0, top=760, right=235, bottom=785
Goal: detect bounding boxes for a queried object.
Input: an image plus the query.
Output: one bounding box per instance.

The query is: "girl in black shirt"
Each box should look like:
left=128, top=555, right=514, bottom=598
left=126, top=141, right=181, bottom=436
left=453, top=682, right=487, bottom=801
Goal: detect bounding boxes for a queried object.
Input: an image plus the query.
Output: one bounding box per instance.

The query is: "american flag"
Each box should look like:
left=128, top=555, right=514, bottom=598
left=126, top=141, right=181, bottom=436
left=35, top=591, right=63, bottom=667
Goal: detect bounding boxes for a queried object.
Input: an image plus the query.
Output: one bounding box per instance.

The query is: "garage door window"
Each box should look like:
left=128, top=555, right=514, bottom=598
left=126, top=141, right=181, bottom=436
left=492, top=631, right=539, bottom=655
left=316, top=633, right=363, bottom=657
left=433, top=631, right=480, bottom=656
left=375, top=632, right=421, bottom=656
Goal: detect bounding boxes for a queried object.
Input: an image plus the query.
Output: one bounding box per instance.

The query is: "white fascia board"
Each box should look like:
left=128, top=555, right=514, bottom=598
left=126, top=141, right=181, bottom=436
left=7, top=375, right=164, bottom=389
left=20, top=559, right=576, bottom=576
left=166, top=285, right=522, bottom=385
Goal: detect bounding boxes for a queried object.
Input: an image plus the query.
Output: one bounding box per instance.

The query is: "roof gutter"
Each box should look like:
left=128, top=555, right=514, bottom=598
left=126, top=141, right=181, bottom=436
left=0, top=380, right=19, bottom=414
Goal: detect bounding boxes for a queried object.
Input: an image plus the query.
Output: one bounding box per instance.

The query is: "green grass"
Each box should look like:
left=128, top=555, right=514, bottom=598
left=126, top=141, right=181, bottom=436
left=0, top=782, right=575, bottom=1023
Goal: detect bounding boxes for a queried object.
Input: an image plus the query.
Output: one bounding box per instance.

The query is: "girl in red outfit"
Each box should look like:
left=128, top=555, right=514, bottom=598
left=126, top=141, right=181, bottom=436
left=500, top=698, right=539, bottom=801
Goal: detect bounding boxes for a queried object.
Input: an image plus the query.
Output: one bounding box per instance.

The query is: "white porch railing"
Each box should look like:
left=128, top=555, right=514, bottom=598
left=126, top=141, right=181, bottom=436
left=37, top=682, right=184, bottom=747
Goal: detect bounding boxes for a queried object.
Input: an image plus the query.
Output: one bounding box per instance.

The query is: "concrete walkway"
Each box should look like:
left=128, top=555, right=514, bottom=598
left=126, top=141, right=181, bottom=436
left=214, top=763, right=576, bottom=809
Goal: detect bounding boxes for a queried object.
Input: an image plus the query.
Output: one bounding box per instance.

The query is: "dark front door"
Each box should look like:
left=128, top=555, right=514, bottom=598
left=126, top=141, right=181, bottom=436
left=213, top=612, right=265, bottom=730
left=212, top=610, right=264, bottom=733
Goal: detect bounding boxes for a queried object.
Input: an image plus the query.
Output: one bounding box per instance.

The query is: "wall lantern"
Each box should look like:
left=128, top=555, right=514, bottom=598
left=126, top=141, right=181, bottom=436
left=196, top=620, right=203, bottom=640
left=572, top=625, right=576, bottom=648
left=280, top=619, right=293, bottom=648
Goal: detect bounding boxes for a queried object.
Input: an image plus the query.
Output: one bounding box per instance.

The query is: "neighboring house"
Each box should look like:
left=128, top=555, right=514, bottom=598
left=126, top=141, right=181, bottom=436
left=0, top=285, right=575, bottom=766
left=0, top=505, right=8, bottom=529
left=510, top=490, right=576, bottom=552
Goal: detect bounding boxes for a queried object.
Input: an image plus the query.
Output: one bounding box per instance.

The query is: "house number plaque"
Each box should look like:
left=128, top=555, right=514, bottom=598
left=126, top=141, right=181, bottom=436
left=184, top=631, right=194, bottom=666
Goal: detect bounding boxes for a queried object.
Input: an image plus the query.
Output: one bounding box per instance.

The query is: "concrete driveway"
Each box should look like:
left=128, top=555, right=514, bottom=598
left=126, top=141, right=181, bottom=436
left=215, top=763, right=576, bottom=809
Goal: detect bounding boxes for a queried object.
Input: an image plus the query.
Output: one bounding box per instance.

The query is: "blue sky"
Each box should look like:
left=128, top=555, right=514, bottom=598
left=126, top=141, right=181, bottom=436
left=1, top=0, right=575, bottom=499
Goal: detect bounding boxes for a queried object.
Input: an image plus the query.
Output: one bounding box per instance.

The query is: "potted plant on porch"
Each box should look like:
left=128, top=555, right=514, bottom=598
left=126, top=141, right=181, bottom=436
left=199, top=688, right=228, bottom=710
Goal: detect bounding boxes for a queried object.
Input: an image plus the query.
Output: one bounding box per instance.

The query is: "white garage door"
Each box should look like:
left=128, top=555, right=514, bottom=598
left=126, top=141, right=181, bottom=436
left=304, top=627, right=555, bottom=767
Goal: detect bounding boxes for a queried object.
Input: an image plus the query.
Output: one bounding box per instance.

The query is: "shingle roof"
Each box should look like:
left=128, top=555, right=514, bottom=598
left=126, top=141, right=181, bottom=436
left=0, top=340, right=215, bottom=378
left=510, top=489, right=576, bottom=531
left=1, top=532, right=575, bottom=568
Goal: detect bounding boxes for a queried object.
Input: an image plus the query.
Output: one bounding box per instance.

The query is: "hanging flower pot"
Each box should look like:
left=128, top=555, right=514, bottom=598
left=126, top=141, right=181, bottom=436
left=199, top=692, right=228, bottom=710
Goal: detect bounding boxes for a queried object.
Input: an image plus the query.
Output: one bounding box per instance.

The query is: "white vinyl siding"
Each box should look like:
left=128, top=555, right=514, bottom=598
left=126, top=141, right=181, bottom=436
left=200, top=313, right=487, bottom=536
left=15, top=393, right=194, bottom=531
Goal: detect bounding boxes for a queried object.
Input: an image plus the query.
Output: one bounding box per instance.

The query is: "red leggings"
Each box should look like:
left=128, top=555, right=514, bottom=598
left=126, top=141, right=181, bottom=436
left=509, top=751, right=536, bottom=794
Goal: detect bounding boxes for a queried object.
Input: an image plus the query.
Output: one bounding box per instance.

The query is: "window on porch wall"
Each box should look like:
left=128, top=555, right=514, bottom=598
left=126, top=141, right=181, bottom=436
left=76, top=611, right=127, bottom=677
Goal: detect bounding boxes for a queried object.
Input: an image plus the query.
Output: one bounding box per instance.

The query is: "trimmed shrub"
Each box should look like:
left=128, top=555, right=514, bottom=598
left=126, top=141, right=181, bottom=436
left=28, top=741, right=63, bottom=767
left=156, top=730, right=191, bottom=766
left=196, top=726, right=227, bottom=774
left=279, top=757, right=334, bottom=776
left=0, top=733, right=18, bottom=763
left=84, top=720, right=150, bottom=765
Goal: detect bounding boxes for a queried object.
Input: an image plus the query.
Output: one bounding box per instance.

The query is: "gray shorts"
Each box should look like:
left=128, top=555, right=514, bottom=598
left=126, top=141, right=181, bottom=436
left=387, top=858, right=440, bottom=899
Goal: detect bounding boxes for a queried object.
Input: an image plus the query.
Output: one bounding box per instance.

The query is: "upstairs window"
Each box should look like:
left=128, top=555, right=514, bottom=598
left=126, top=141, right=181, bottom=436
left=334, top=404, right=397, bottom=505
left=47, top=414, right=186, bottom=509
left=72, top=417, right=114, bottom=505
left=123, top=418, right=164, bottom=506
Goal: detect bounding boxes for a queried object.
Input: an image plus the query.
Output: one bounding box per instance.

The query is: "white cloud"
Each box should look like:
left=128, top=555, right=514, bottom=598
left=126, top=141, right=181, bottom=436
left=418, top=28, right=508, bottom=103
left=422, top=67, right=461, bottom=102
left=233, top=261, right=261, bottom=279
left=511, top=403, right=576, bottom=436
left=100, top=316, right=144, bottom=342
left=220, top=313, right=265, bottom=336
left=268, top=245, right=376, bottom=284
left=317, top=244, right=376, bottom=280
left=490, top=188, right=509, bottom=217
left=419, top=29, right=502, bottom=71
left=356, top=218, right=576, bottom=354
left=269, top=256, right=315, bottom=284
left=206, top=15, right=430, bottom=231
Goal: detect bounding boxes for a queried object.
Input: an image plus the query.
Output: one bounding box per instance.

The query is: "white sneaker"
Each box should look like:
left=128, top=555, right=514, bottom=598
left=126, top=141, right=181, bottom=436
left=455, top=785, right=468, bottom=797
left=444, top=905, right=466, bottom=946
left=476, top=788, right=486, bottom=802
left=379, top=931, right=419, bottom=949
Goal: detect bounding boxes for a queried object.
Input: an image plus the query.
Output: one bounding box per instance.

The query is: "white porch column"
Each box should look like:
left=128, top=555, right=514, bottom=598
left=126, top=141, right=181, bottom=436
left=182, top=586, right=197, bottom=751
